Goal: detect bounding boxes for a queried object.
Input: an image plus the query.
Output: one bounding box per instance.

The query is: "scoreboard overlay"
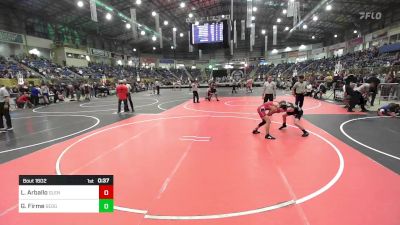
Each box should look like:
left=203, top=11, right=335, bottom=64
left=19, top=175, right=113, bottom=213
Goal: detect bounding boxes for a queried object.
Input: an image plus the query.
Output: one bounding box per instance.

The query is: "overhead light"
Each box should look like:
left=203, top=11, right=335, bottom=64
left=221, top=15, right=225, bottom=19
left=105, top=13, right=112, bottom=20
left=173, top=27, right=177, bottom=31
left=251, top=16, right=255, bottom=21
left=312, top=15, right=318, bottom=21
left=283, top=9, right=287, bottom=14
left=277, top=18, right=282, bottom=23
left=261, top=29, right=266, bottom=35
left=138, top=24, right=142, bottom=27
left=299, top=44, right=306, bottom=50
left=272, top=49, right=278, bottom=54
left=152, top=11, right=157, bottom=17
left=303, top=24, right=308, bottom=29
left=180, top=2, right=186, bottom=8
left=85, top=55, right=91, bottom=61
left=354, top=30, right=358, bottom=34
left=273, top=25, right=277, bottom=29
left=140, top=30, right=145, bottom=36
left=285, top=47, right=292, bottom=51
left=163, top=20, right=168, bottom=26
left=285, top=26, right=290, bottom=31
left=152, top=36, right=157, bottom=41
left=334, top=34, right=338, bottom=38
left=191, top=7, right=196, bottom=10
left=171, top=46, right=174, bottom=49
left=133, top=48, right=137, bottom=52
left=290, top=0, right=295, bottom=2
left=252, top=7, right=257, bottom=12
left=179, top=32, right=184, bottom=37
left=77, top=1, right=84, bottom=8
left=195, top=21, right=199, bottom=25
left=153, top=47, right=156, bottom=50
left=117, top=60, right=122, bottom=65
left=326, top=4, right=332, bottom=11
left=312, top=35, right=315, bottom=39
left=188, top=13, right=193, bottom=18
left=126, top=23, right=131, bottom=29
left=135, top=0, right=142, bottom=5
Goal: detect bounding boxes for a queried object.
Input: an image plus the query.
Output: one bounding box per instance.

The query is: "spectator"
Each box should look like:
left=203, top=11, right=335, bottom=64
left=17, top=92, right=32, bottom=108
left=0, top=85, right=12, bottom=131
left=116, top=80, right=129, bottom=113
left=41, top=83, right=50, bottom=105
left=30, top=85, right=40, bottom=106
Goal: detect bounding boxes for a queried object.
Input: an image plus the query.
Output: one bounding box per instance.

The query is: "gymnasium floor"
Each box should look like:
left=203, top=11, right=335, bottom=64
left=0, top=87, right=399, bottom=225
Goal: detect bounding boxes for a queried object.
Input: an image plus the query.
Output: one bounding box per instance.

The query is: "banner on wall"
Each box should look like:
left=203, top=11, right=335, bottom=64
left=141, top=57, right=157, bottom=64
left=159, top=28, right=163, bottom=49
left=90, top=0, right=97, bottom=22
left=288, top=51, right=299, bottom=58
left=246, top=0, right=253, bottom=28
left=173, top=28, right=176, bottom=48
left=130, top=8, right=138, bottom=40
left=159, top=59, right=174, bottom=64
left=241, top=20, right=246, bottom=40
left=312, top=47, right=325, bottom=55
left=273, top=25, right=277, bottom=45
left=233, top=20, right=237, bottom=47
left=17, top=72, right=24, bottom=85
left=188, top=31, right=193, bottom=52
left=0, top=30, right=25, bottom=44
left=231, top=69, right=244, bottom=78
left=89, top=48, right=109, bottom=57
left=348, top=37, right=364, bottom=47
left=251, top=23, right=255, bottom=47
left=155, top=14, right=160, bottom=33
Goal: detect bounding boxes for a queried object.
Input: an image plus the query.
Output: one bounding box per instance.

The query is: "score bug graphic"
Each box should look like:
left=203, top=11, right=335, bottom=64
left=19, top=175, right=114, bottom=213
left=99, top=185, right=114, bottom=213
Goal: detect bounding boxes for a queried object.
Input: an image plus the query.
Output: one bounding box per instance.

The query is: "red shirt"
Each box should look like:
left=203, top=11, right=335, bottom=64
left=116, top=85, right=128, bottom=100
left=17, top=95, right=29, bottom=103
left=257, top=102, right=285, bottom=116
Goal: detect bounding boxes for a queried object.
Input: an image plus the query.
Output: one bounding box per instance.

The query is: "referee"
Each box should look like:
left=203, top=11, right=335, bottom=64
left=292, top=75, right=307, bottom=108
left=262, top=75, right=276, bottom=102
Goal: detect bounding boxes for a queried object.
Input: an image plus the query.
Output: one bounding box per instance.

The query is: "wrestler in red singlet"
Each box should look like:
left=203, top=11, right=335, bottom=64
left=253, top=101, right=288, bottom=140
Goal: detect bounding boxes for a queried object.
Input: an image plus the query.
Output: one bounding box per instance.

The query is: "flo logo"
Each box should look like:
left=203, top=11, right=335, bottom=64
left=359, top=12, right=382, bottom=20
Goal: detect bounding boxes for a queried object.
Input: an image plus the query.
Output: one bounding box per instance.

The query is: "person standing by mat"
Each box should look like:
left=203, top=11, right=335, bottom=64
left=278, top=102, right=309, bottom=137
left=252, top=101, right=288, bottom=140
left=292, top=75, right=307, bottom=108
left=155, top=80, right=160, bottom=95
left=124, top=80, right=134, bottom=112
left=116, top=80, right=128, bottom=114
left=0, top=85, right=12, bottom=131
left=262, top=75, right=277, bottom=103
left=232, top=79, right=237, bottom=94
left=191, top=80, right=200, bottom=103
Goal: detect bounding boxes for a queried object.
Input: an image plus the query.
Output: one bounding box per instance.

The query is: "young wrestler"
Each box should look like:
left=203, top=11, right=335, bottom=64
left=377, top=103, right=400, bottom=117
left=206, top=81, right=219, bottom=101
left=252, top=101, right=288, bottom=140
left=278, top=102, right=310, bottom=137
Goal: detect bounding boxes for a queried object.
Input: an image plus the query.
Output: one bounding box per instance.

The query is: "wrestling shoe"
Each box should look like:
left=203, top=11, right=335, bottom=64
left=265, top=134, right=276, bottom=140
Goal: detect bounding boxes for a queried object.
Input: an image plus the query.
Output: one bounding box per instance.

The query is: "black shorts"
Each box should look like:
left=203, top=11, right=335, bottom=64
left=211, top=88, right=217, bottom=93
left=294, top=110, right=303, bottom=120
